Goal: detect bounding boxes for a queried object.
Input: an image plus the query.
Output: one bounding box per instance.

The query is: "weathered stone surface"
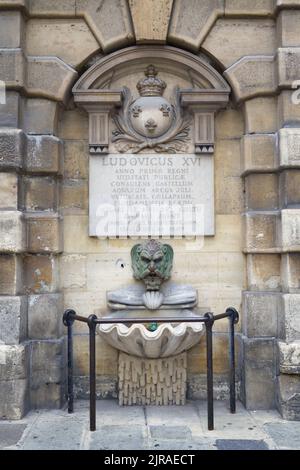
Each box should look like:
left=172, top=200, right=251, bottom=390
left=0, top=48, right=25, bottom=88
left=202, top=19, right=275, bottom=68
left=242, top=291, right=281, bottom=337
left=0, top=379, right=28, bottom=420
left=281, top=253, right=300, bottom=293
left=0, top=129, right=25, bottom=170
left=281, top=294, right=300, bottom=341
left=280, top=209, right=300, bottom=251
left=215, top=108, right=244, bottom=139
left=58, top=108, right=88, bottom=140
left=277, top=374, right=300, bottom=420
left=129, top=0, right=173, bottom=43
left=0, top=0, right=28, bottom=9
left=168, top=0, right=224, bottom=51
left=23, top=176, right=57, bottom=212
left=27, top=57, right=77, bottom=103
left=60, top=254, right=87, bottom=290
left=278, top=340, right=300, bottom=374
left=73, top=375, right=117, bottom=399
left=0, top=211, right=25, bottom=253
left=225, top=0, right=274, bottom=15
left=0, top=344, right=29, bottom=380
left=225, top=56, right=276, bottom=103
left=0, top=11, right=24, bottom=48
left=24, top=254, right=59, bottom=294
left=76, top=0, right=134, bottom=52
left=276, top=0, right=300, bottom=7
left=244, top=212, right=278, bottom=252
left=0, top=255, right=22, bottom=295
left=0, top=92, right=21, bottom=128
left=30, top=338, right=65, bottom=408
left=278, top=91, right=300, bottom=128
left=29, top=0, right=76, bottom=16
left=73, top=334, right=120, bottom=376
left=25, top=135, right=62, bottom=174
left=28, top=293, right=63, bottom=340
left=26, top=214, right=63, bottom=254
left=245, top=174, right=278, bottom=211
left=241, top=337, right=276, bottom=409
left=280, top=170, right=300, bottom=208
left=0, top=172, right=18, bottom=210
left=61, top=179, right=88, bottom=214
left=277, top=48, right=300, bottom=88
left=63, top=140, right=88, bottom=179
left=279, top=128, right=300, bottom=168
left=242, top=134, right=276, bottom=174
left=277, top=10, right=300, bottom=47
left=22, top=99, right=58, bottom=135
left=0, top=296, right=27, bottom=345
left=26, top=19, right=100, bottom=68
left=247, top=254, right=281, bottom=292
left=244, top=98, right=277, bottom=134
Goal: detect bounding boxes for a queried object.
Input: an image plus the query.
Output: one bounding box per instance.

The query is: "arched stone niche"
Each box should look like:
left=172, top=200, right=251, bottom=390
left=72, top=46, right=231, bottom=238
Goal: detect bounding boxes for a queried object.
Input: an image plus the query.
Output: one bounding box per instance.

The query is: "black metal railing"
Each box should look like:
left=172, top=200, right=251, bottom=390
left=63, top=308, right=239, bottom=432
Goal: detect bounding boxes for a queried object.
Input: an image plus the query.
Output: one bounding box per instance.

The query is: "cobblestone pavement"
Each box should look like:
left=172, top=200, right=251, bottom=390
left=1, top=400, right=300, bottom=450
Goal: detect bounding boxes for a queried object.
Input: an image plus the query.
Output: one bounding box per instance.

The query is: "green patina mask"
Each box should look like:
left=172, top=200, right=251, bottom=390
left=131, top=240, right=173, bottom=291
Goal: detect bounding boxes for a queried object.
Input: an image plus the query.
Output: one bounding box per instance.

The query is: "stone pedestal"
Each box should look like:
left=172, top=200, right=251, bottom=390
left=118, top=352, right=187, bottom=406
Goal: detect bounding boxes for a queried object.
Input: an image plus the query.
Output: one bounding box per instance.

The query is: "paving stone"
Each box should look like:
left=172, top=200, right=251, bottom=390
left=89, top=425, right=146, bottom=450
left=263, top=422, right=300, bottom=449
left=149, top=425, right=192, bottom=440
left=148, top=438, right=216, bottom=451
left=216, top=439, right=269, bottom=450
left=0, top=423, right=26, bottom=450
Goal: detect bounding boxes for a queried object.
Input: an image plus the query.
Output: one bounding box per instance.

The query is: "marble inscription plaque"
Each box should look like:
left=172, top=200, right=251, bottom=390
left=89, top=154, right=214, bottom=237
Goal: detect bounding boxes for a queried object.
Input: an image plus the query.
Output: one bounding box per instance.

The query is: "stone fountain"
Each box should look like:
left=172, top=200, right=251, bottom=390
left=97, top=240, right=205, bottom=405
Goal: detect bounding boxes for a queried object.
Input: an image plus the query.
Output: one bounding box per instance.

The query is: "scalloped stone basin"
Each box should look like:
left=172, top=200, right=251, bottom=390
left=97, top=309, right=204, bottom=358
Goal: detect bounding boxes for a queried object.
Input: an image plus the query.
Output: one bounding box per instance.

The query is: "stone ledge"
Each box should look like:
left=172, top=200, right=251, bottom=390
left=278, top=340, right=300, bottom=374
left=0, top=0, right=28, bottom=11
left=276, top=0, right=300, bottom=10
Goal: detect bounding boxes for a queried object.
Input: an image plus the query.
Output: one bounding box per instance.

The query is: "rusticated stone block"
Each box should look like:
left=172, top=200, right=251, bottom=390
left=30, top=338, right=65, bottom=408
left=278, top=341, right=300, bottom=374
left=22, top=176, right=57, bottom=212
left=281, top=253, right=300, bottom=293
left=225, top=56, right=276, bottom=103
left=24, top=254, right=59, bottom=294
left=277, top=10, right=300, bottom=47
left=76, top=0, right=134, bottom=52
left=26, top=19, right=99, bottom=69
left=0, top=48, right=25, bottom=88
left=241, top=336, right=276, bottom=409
left=0, top=255, right=22, bottom=295
left=242, top=291, right=281, bottom=337
left=277, top=374, right=300, bottom=420
left=247, top=254, right=281, bottom=292
left=26, top=214, right=63, bottom=254
left=129, top=0, right=173, bottom=43
left=63, top=140, right=88, bottom=179
left=277, top=48, right=300, bottom=87
left=22, top=99, right=58, bottom=135
left=278, top=90, right=300, bottom=129
left=279, top=128, right=300, bottom=168
left=242, top=134, right=276, bottom=174
left=0, top=344, right=29, bottom=380
left=245, top=174, right=278, bottom=211
left=28, top=293, right=63, bottom=340
left=0, top=172, right=18, bottom=210
left=0, top=211, right=25, bottom=253
left=61, top=179, right=88, bottom=214
left=244, top=98, right=277, bottom=134
left=0, top=11, right=24, bottom=48
left=0, top=92, right=21, bottom=128
left=0, top=296, right=27, bottom=345
left=0, top=379, right=29, bottom=420
left=280, top=170, right=300, bottom=208
left=225, top=0, right=274, bottom=15
left=0, top=129, right=25, bottom=170
left=280, top=209, right=300, bottom=251
left=281, top=294, right=300, bottom=341
left=25, top=135, right=62, bottom=174
left=244, top=212, right=278, bottom=252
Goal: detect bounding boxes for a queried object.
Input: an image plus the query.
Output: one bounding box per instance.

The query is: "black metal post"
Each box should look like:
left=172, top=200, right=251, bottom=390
left=205, top=312, right=214, bottom=431
left=63, top=309, right=76, bottom=414
left=88, top=314, right=97, bottom=432
left=226, top=307, right=239, bottom=414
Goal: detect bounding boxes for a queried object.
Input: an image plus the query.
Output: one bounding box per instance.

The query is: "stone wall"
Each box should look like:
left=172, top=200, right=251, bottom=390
left=0, top=0, right=299, bottom=419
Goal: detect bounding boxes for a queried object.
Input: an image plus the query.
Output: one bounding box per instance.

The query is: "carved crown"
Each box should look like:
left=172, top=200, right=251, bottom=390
left=136, top=65, right=166, bottom=97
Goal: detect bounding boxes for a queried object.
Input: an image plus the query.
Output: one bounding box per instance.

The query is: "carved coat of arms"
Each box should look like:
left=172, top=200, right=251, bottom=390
left=112, top=65, right=191, bottom=153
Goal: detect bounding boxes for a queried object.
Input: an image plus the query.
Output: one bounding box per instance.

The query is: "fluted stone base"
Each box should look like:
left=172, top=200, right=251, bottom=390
left=118, top=352, right=187, bottom=406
